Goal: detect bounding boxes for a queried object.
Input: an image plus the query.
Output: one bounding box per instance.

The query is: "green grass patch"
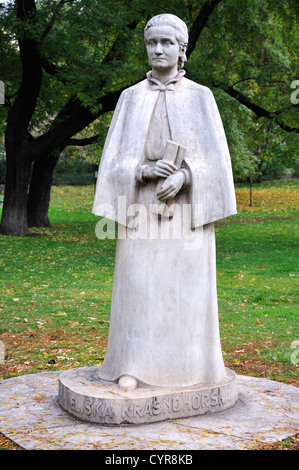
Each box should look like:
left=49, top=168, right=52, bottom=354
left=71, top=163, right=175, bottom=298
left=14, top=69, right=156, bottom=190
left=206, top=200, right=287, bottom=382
left=0, top=181, right=298, bottom=385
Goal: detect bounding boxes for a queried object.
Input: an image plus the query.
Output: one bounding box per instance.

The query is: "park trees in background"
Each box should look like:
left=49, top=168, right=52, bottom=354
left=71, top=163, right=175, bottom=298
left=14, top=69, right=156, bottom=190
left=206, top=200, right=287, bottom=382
left=0, top=0, right=298, bottom=235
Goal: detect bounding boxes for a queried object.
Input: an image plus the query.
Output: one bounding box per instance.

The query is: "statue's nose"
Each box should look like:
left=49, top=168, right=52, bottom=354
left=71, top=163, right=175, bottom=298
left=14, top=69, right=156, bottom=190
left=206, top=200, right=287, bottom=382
left=155, top=42, right=163, bottom=55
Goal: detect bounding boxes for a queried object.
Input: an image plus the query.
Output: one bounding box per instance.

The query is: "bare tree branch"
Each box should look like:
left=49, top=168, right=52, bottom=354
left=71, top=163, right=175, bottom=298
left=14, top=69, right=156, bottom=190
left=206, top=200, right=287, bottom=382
left=212, top=81, right=299, bottom=133
left=187, top=0, right=223, bottom=57
left=65, top=135, right=99, bottom=146
left=39, top=0, right=69, bottom=47
left=231, top=77, right=258, bottom=87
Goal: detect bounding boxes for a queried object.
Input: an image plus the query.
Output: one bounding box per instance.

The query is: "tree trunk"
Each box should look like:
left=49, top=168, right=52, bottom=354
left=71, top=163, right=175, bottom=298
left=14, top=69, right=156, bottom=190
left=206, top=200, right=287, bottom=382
left=0, top=1, right=42, bottom=236
left=0, top=148, right=32, bottom=236
left=27, top=149, right=60, bottom=227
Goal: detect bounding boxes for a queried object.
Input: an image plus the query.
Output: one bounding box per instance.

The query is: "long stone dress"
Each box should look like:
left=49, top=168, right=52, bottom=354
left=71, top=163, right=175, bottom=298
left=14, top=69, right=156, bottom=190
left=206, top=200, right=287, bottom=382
left=98, top=76, right=228, bottom=388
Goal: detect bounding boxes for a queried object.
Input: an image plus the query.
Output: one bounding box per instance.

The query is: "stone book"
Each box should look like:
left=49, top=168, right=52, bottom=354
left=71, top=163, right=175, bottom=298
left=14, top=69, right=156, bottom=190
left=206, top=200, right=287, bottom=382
left=151, top=139, right=186, bottom=217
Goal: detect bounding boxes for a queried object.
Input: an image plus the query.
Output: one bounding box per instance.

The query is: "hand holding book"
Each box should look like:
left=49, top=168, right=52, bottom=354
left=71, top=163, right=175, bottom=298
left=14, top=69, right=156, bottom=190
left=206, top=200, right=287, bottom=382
left=151, top=140, right=187, bottom=217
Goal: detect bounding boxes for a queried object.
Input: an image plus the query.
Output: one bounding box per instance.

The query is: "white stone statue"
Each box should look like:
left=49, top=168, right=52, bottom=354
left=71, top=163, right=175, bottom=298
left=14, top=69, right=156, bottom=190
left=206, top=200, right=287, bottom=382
left=92, top=14, right=237, bottom=392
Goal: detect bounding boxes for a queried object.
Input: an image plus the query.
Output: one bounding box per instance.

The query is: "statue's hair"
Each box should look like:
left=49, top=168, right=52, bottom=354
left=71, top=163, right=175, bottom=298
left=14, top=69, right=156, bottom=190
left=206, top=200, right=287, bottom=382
left=144, top=14, right=188, bottom=69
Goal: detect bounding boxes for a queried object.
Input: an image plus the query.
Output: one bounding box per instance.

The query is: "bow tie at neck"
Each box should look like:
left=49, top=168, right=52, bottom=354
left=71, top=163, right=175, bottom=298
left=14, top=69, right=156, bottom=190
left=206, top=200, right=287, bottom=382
left=146, top=70, right=185, bottom=91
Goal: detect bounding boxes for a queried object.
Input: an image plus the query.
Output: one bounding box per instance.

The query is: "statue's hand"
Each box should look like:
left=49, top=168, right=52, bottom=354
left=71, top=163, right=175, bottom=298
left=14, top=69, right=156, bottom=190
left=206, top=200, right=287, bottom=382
left=142, top=165, right=158, bottom=181
left=157, top=171, right=185, bottom=201
left=154, top=160, right=177, bottom=178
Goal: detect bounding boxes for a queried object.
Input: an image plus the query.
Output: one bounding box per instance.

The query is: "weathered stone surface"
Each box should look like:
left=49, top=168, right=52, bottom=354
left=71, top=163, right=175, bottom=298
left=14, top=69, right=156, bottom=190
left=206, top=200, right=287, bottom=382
left=0, top=372, right=298, bottom=450
left=58, top=366, right=237, bottom=425
left=91, top=14, right=237, bottom=391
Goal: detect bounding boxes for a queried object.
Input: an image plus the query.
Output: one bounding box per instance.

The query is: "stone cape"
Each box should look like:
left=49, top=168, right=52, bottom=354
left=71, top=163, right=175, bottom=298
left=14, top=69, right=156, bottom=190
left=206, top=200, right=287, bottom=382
left=92, top=75, right=237, bottom=228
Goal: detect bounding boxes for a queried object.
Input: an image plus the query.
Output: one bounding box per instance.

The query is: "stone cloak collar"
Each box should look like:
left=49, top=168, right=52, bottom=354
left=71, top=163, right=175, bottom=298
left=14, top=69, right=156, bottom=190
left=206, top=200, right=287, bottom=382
left=146, top=70, right=186, bottom=92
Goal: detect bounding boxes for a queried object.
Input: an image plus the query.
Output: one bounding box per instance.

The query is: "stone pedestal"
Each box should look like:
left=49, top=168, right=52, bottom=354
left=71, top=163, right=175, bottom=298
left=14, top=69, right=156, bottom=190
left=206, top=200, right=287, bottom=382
left=58, top=366, right=238, bottom=425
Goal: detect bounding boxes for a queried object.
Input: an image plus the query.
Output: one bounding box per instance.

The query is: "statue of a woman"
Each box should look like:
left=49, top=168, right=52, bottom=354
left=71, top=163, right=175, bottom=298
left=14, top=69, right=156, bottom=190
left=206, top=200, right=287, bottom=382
left=93, top=14, right=237, bottom=391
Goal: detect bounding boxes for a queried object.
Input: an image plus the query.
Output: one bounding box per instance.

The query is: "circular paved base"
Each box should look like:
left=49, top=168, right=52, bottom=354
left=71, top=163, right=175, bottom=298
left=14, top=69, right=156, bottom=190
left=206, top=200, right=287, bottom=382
left=58, top=366, right=238, bottom=425
left=0, top=371, right=297, bottom=450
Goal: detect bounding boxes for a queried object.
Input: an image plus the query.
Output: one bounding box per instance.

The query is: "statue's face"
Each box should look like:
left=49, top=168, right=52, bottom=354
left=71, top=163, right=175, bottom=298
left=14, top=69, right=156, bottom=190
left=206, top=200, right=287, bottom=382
left=146, top=25, right=181, bottom=74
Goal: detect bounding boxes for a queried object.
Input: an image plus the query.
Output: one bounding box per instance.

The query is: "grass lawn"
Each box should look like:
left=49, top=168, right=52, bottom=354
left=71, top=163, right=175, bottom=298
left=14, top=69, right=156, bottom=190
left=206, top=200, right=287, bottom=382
left=0, top=179, right=298, bottom=450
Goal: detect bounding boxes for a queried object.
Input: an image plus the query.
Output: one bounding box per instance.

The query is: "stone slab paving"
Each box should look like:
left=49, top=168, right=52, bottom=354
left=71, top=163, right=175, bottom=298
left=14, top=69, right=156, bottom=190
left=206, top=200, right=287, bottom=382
left=0, top=371, right=298, bottom=450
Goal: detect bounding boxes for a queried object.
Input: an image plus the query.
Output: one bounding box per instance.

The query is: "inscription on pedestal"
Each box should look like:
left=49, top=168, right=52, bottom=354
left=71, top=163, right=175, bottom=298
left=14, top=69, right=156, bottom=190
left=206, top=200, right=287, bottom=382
left=70, top=396, right=115, bottom=420
left=59, top=370, right=238, bottom=425
left=121, top=387, right=232, bottom=420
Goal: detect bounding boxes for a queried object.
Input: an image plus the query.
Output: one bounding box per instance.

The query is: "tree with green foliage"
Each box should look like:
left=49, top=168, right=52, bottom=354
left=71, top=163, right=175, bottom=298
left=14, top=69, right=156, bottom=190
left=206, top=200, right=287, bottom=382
left=0, top=0, right=298, bottom=235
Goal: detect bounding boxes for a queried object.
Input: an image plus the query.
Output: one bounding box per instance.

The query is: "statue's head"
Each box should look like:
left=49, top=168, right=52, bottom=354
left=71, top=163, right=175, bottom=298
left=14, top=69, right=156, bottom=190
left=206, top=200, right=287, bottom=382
left=144, top=14, right=188, bottom=70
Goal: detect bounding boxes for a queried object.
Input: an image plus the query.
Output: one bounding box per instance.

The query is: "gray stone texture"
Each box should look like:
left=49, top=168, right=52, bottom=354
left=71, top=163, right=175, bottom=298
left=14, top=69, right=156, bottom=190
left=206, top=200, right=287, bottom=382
left=0, top=371, right=298, bottom=450
left=58, top=366, right=238, bottom=425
